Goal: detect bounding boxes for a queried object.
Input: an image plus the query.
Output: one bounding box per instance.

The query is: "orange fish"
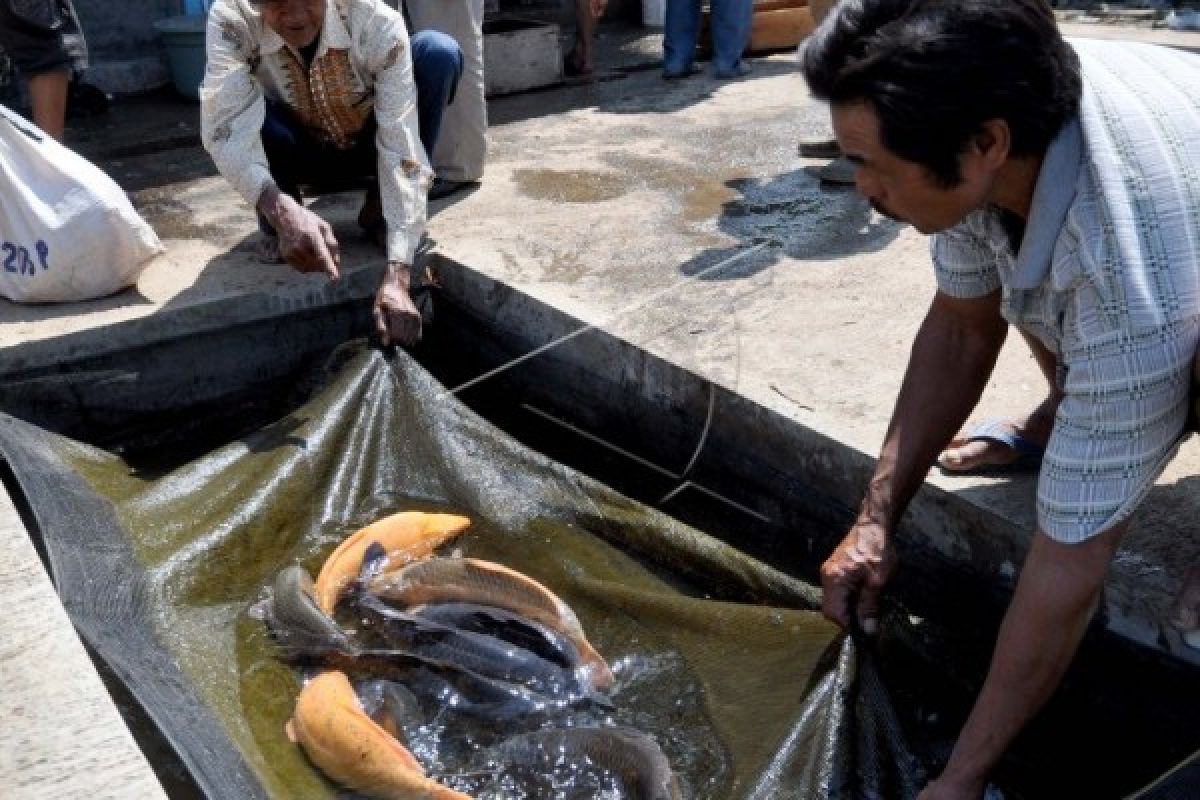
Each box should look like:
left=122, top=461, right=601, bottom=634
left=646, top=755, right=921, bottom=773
left=286, top=670, right=472, bottom=800
left=369, top=557, right=615, bottom=690
left=314, top=512, right=471, bottom=614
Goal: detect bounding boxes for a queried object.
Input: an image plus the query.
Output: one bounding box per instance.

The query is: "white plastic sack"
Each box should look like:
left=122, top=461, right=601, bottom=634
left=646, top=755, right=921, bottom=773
left=0, top=104, right=163, bottom=303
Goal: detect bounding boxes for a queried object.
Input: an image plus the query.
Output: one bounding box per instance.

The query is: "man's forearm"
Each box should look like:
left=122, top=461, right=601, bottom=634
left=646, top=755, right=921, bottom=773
left=938, top=526, right=1126, bottom=790
left=863, top=292, right=1007, bottom=529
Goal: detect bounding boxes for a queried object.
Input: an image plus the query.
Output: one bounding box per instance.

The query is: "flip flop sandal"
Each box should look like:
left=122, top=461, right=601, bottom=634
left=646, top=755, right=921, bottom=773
left=937, top=417, right=1044, bottom=476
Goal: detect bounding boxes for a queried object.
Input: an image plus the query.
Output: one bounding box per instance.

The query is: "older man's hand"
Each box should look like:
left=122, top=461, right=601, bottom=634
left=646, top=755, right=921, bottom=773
left=820, top=518, right=896, bottom=634
left=374, top=262, right=422, bottom=347
left=257, top=186, right=340, bottom=280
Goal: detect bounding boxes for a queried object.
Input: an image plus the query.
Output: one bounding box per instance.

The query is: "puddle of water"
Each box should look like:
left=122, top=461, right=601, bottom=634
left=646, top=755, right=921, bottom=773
left=512, top=169, right=630, bottom=204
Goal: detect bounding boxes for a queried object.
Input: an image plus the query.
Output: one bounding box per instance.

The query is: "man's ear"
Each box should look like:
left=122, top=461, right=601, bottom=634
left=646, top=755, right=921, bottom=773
left=972, top=119, right=1011, bottom=170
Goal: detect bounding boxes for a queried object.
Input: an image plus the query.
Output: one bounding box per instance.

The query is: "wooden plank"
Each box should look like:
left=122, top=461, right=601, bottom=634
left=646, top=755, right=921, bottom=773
left=0, top=486, right=167, bottom=800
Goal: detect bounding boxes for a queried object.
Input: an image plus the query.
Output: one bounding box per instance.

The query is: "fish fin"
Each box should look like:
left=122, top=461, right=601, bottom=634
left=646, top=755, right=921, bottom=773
left=360, top=541, right=389, bottom=582
left=344, top=541, right=389, bottom=609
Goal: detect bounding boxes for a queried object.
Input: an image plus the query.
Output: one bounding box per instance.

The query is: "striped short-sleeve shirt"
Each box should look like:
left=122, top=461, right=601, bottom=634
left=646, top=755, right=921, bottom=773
left=932, top=39, right=1200, bottom=543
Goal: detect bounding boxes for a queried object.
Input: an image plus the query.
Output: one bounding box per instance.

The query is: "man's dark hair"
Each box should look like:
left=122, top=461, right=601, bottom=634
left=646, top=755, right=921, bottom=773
left=801, top=0, right=1081, bottom=187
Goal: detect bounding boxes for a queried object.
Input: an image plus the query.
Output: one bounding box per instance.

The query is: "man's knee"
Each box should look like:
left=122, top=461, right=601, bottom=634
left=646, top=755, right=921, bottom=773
left=411, top=30, right=464, bottom=86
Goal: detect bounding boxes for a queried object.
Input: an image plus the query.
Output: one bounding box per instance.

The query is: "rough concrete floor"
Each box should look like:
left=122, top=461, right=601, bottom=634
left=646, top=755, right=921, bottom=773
left=1, top=20, right=1199, bottom=797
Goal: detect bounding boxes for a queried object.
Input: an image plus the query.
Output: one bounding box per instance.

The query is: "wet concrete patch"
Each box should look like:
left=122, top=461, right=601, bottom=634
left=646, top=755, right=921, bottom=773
left=512, top=169, right=630, bottom=203
left=600, top=152, right=752, bottom=223
left=132, top=189, right=233, bottom=242
left=597, top=150, right=902, bottom=274
left=715, top=170, right=903, bottom=261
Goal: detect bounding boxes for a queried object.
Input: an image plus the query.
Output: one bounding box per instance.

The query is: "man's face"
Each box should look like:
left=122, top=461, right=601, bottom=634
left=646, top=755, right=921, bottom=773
left=258, top=0, right=326, bottom=50
left=831, top=101, right=995, bottom=235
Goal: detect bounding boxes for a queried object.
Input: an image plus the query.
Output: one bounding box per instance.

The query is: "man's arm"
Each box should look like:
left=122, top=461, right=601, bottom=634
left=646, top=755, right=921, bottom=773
left=921, top=524, right=1127, bottom=800
left=200, top=2, right=275, bottom=224
left=364, top=6, right=433, bottom=346
left=257, top=186, right=341, bottom=279
left=199, top=3, right=341, bottom=280
left=822, top=289, right=1008, bottom=630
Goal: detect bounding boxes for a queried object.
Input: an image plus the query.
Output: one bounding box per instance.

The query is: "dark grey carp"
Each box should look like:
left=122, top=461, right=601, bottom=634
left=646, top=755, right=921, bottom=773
left=409, top=602, right=582, bottom=671
left=369, top=556, right=615, bottom=689
left=352, top=588, right=591, bottom=700
left=264, top=565, right=354, bottom=659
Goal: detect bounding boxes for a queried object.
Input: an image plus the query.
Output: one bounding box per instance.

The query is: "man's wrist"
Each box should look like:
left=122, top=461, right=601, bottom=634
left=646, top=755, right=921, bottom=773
left=255, top=183, right=286, bottom=226
left=384, top=260, right=412, bottom=288
left=856, top=494, right=894, bottom=532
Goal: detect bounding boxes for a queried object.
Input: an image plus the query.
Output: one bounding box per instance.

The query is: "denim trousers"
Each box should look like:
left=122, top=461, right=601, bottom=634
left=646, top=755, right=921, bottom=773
left=662, top=0, right=752, bottom=75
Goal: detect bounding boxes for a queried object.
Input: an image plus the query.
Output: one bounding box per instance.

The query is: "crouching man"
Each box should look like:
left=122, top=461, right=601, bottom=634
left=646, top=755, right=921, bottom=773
left=800, top=1, right=1200, bottom=797
left=201, top=0, right=464, bottom=346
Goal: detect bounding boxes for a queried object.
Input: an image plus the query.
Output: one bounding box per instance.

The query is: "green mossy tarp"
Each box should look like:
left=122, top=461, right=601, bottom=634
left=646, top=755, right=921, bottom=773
left=0, top=344, right=931, bottom=798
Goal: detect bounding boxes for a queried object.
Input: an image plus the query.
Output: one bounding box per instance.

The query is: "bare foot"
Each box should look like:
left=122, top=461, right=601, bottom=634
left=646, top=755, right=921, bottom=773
left=1171, top=566, right=1200, bottom=648
left=255, top=232, right=284, bottom=264
left=938, top=398, right=1058, bottom=473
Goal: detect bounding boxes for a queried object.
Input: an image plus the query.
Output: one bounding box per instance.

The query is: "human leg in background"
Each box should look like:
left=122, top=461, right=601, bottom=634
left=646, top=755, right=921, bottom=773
left=27, top=66, right=68, bottom=139
left=709, top=0, right=753, bottom=78
left=799, top=0, right=857, bottom=183
left=662, top=0, right=701, bottom=78
left=565, top=0, right=608, bottom=76
left=407, top=0, right=487, bottom=197
left=410, top=29, right=464, bottom=158
left=0, top=0, right=75, bottom=140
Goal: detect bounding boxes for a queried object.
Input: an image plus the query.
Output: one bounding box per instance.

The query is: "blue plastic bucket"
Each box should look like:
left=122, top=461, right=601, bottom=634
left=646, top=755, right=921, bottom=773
left=154, top=15, right=208, bottom=100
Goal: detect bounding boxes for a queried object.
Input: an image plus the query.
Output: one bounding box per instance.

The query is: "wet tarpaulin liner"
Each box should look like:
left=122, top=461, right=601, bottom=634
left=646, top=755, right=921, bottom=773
left=0, top=342, right=932, bottom=798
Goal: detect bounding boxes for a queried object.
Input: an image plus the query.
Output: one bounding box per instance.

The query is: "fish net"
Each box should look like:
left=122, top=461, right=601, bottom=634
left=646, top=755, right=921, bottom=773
left=1, top=342, right=931, bottom=798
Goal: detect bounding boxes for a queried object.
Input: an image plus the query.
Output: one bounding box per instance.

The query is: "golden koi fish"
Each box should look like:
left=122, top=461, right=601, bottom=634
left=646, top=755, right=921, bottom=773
left=314, top=512, right=471, bottom=614
left=286, top=670, right=472, bottom=800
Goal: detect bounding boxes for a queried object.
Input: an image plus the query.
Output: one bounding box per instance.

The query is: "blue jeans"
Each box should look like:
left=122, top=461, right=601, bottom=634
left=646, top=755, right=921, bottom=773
left=411, top=28, right=464, bottom=159
left=662, top=0, right=752, bottom=75
left=258, top=30, right=462, bottom=233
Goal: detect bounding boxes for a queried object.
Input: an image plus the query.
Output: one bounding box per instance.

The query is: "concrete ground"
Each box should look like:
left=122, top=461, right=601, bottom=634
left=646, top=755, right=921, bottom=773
left=1, top=18, right=1199, bottom=797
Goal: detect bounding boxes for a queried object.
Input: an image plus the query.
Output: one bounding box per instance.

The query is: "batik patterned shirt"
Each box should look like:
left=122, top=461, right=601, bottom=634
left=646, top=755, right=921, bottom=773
left=201, top=0, right=430, bottom=264
left=932, top=39, right=1200, bottom=542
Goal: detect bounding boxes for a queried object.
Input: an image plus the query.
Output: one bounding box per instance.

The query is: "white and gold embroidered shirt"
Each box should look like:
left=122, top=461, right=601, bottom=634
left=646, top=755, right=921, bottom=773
left=200, top=0, right=430, bottom=264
